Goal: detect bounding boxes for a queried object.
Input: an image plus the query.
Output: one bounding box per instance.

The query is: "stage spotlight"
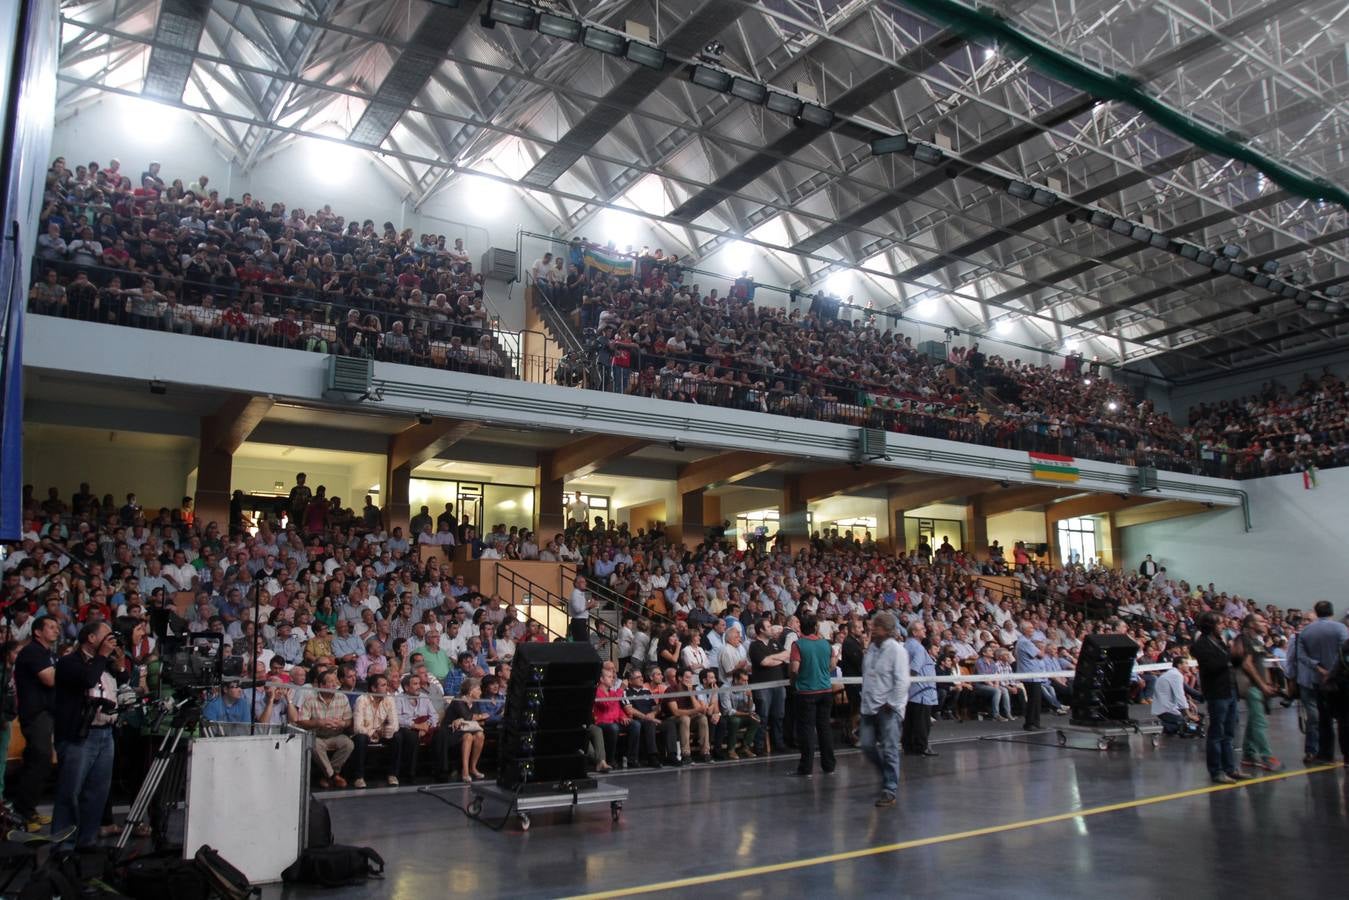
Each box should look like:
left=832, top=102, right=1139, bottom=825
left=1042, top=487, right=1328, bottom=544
left=871, top=133, right=910, bottom=155
left=1110, top=218, right=1132, bottom=236
left=1296, top=290, right=1311, bottom=303
left=1211, top=257, right=1234, bottom=274
left=1252, top=274, right=1271, bottom=289
left=730, top=77, right=767, bottom=103
left=625, top=40, right=666, bottom=69
left=913, top=144, right=944, bottom=165
left=1148, top=233, right=1170, bottom=250
left=1089, top=210, right=1113, bottom=229
left=582, top=26, right=626, bottom=56
left=485, top=0, right=536, bottom=28
left=1031, top=188, right=1055, bottom=207
left=1327, top=285, right=1344, bottom=298
left=1007, top=181, right=1033, bottom=200
left=1220, top=243, right=1242, bottom=259
left=1305, top=298, right=1327, bottom=312
left=1130, top=225, right=1152, bottom=243
left=690, top=65, right=731, bottom=92
left=795, top=103, right=834, bottom=128
left=1195, top=250, right=1216, bottom=267
left=1280, top=283, right=1299, bottom=298
left=765, top=90, right=803, bottom=117
left=1260, top=260, right=1279, bottom=274
left=538, top=11, right=582, bottom=41
left=1178, top=244, right=1200, bottom=260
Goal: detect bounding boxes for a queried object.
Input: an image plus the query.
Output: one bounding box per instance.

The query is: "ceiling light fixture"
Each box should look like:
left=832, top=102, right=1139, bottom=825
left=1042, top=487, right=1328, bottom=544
left=794, top=103, right=834, bottom=128
left=913, top=144, right=944, bottom=165
left=537, top=11, right=582, bottom=41
left=871, top=133, right=910, bottom=155
left=730, top=77, right=767, bottom=104
left=765, top=90, right=803, bottom=117
left=690, top=65, right=731, bottom=92
left=625, top=40, right=665, bottom=69
left=483, top=0, right=535, bottom=29
left=582, top=25, right=626, bottom=56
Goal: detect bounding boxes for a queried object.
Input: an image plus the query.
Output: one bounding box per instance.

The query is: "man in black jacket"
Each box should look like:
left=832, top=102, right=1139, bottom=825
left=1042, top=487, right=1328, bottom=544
left=51, top=622, right=119, bottom=849
left=1190, top=612, right=1252, bottom=785
left=12, top=615, right=60, bottom=831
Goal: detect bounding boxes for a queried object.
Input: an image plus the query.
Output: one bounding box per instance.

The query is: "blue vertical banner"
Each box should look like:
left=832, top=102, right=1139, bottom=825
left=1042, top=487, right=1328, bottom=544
left=0, top=0, right=59, bottom=540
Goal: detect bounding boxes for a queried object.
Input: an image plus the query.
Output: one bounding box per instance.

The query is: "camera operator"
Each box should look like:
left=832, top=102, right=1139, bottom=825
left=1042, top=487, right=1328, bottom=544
left=51, top=621, right=123, bottom=849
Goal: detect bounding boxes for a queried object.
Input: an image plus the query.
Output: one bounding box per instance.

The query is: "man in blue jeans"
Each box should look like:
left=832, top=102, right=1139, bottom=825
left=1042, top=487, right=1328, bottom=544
left=52, top=621, right=120, bottom=849
left=1190, top=612, right=1252, bottom=785
left=860, top=612, right=910, bottom=808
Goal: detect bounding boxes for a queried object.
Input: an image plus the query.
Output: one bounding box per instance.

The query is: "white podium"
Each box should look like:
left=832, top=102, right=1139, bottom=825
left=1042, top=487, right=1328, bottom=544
left=183, top=727, right=311, bottom=883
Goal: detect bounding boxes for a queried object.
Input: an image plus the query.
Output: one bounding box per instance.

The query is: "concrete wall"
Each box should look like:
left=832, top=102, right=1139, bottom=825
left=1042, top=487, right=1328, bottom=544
left=23, top=424, right=195, bottom=511
left=987, top=509, right=1046, bottom=551
left=1120, top=467, right=1347, bottom=605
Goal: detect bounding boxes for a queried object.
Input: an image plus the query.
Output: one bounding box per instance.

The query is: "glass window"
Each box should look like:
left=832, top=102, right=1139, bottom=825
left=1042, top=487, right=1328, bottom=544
left=483, top=484, right=534, bottom=534
left=1056, top=517, right=1097, bottom=567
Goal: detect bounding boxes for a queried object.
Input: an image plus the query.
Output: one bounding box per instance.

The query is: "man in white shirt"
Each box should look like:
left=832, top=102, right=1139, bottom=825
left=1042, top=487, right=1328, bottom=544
left=1151, top=656, right=1199, bottom=736
left=568, top=575, right=597, bottom=641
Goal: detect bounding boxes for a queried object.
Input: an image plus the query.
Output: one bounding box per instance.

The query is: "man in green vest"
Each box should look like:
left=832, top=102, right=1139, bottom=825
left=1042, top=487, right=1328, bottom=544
left=790, top=613, right=839, bottom=777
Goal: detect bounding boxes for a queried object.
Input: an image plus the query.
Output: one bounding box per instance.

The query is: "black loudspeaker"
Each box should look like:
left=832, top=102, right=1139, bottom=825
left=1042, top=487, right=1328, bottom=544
left=498, top=642, right=602, bottom=794
left=1069, top=634, right=1138, bottom=726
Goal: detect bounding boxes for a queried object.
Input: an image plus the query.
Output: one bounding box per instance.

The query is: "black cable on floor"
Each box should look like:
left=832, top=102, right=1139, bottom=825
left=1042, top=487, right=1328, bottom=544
left=417, top=784, right=523, bottom=832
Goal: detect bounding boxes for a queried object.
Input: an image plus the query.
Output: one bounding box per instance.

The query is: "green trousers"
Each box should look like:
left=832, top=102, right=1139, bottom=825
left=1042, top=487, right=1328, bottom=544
left=1242, top=685, right=1272, bottom=761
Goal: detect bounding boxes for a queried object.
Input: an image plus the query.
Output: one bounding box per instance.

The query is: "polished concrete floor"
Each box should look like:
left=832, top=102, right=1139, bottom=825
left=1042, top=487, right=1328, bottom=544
left=253, top=706, right=1345, bottom=898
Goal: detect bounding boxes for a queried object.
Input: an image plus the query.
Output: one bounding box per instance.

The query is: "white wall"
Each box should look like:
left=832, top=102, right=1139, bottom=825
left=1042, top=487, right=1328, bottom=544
left=987, top=509, right=1046, bottom=550
left=1120, top=467, right=1347, bottom=605
left=23, top=424, right=195, bottom=511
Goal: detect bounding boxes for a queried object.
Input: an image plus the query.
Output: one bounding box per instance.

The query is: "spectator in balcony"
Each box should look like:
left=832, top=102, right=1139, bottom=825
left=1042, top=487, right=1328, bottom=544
left=384, top=320, right=411, bottom=362
left=29, top=269, right=67, bottom=316
left=36, top=222, right=67, bottom=264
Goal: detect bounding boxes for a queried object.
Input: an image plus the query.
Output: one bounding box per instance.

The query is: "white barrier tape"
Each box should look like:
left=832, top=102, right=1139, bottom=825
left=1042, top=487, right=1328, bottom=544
left=590, top=661, right=1180, bottom=703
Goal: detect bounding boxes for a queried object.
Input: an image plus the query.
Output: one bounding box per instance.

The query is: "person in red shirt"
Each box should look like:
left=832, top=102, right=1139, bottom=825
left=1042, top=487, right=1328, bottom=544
left=590, top=663, right=625, bottom=772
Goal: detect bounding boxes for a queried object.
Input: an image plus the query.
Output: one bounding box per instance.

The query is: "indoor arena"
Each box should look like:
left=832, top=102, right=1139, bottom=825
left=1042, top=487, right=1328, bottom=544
left=1, top=1, right=1346, bottom=897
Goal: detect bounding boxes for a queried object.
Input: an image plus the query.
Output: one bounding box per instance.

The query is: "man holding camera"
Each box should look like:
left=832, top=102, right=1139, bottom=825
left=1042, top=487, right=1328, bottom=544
left=52, top=621, right=122, bottom=849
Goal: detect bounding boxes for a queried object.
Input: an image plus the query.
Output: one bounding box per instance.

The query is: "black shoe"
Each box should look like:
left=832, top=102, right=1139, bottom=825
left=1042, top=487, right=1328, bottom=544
left=1023, top=724, right=1042, bottom=731
left=921, top=750, right=939, bottom=757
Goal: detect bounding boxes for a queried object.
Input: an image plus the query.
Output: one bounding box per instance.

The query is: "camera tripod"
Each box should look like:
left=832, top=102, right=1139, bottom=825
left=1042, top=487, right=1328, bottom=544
left=116, top=696, right=202, bottom=851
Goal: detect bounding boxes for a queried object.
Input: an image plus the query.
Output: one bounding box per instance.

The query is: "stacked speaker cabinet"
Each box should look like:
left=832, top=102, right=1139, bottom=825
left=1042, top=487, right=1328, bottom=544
left=1069, top=634, right=1138, bottom=726
left=498, top=642, right=602, bottom=795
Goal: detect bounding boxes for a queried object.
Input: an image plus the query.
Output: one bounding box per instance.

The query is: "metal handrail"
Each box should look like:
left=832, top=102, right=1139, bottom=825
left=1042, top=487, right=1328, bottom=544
left=497, top=563, right=618, bottom=660
left=560, top=562, right=678, bottom=631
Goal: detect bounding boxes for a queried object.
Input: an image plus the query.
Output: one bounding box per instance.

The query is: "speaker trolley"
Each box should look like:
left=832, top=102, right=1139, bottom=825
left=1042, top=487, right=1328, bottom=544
left=464, top=778, right=628, bottom=831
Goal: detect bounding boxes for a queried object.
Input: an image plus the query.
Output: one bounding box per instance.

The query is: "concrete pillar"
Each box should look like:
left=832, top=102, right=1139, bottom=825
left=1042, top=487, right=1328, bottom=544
left=534, top=452, right=566, bottom=539
left=194, top=421, right=233, bottom=531
left=965, top=496, right=989, bottom=560
left=779, top=476, right=809, bottom=550
left=886, top=494, right=907, bottom=555
left=667, top=488, right=706, bottom=547
left=384, top=461, right=412, bottom=536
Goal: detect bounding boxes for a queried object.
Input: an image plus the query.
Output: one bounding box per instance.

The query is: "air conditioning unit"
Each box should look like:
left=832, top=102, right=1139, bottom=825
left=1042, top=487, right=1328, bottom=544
left=1136, top=465, right=1158, bottom=493
left=856, top=428, right=890, bottom=462
left=326, top=355, right=373, bottom=396
left=481, top=247, right=518, bottom=282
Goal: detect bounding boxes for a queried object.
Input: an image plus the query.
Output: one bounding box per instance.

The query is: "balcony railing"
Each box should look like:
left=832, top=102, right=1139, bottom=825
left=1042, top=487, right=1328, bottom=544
left=27, top=257, right=1259, bottom=479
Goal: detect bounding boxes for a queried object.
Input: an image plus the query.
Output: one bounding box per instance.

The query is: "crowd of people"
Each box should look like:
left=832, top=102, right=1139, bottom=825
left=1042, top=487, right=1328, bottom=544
left=4, top=475, right=1347, bottom=846
left=27, top=153, right=1349, bottom=482
left=29, top=154, right=513, bottom=376
left=532, top=243, right=1347, bottom=479
left=1185, top=370, right=1348, bottom=477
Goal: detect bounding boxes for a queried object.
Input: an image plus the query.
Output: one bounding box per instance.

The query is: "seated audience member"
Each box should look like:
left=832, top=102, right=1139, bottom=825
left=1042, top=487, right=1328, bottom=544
left=297, top=669, right=354, bottom=788
left=350, top=673, right=404, bottom=787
